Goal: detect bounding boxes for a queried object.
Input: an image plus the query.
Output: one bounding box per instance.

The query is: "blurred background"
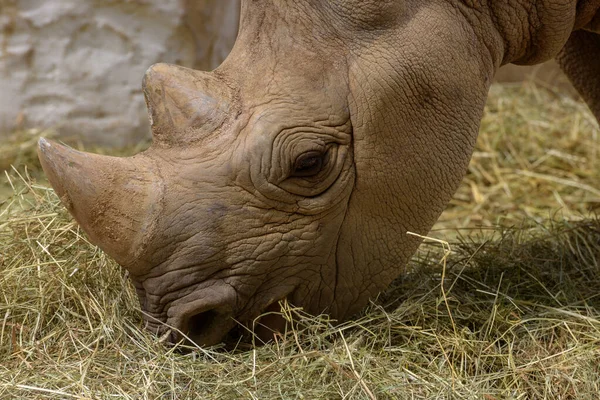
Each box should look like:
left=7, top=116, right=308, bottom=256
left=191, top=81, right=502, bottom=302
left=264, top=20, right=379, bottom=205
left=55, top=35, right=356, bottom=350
left=1, top=0, right=240, bottom=147
left=0, top=0, right=576, bottom=147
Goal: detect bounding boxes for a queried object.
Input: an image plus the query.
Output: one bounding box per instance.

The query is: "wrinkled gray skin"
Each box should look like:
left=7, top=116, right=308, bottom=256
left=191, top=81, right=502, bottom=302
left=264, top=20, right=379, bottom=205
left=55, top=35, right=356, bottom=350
left=38, top=0, right=600, bottom=346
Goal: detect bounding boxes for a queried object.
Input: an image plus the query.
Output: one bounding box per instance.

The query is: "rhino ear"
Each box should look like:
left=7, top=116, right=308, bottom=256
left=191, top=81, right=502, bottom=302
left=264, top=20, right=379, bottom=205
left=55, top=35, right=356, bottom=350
left=142, top=63, right=233, bottom=146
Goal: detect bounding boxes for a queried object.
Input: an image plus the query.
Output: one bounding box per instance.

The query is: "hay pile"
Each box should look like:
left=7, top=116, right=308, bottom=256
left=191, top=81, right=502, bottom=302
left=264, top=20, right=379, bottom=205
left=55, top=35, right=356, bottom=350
left=1, top=81, right=599, bottom=399
left=436, top=82, right=599, bottom=235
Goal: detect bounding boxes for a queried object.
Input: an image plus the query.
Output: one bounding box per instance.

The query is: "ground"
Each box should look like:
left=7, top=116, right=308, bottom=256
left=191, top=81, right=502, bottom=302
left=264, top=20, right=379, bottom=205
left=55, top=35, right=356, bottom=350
left=0, top=81, right=599, bottom=399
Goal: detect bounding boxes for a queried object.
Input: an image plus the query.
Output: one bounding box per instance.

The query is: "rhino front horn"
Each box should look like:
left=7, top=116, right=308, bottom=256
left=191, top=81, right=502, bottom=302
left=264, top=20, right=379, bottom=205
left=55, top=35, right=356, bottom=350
left=37, top=138, right=163, bottom=271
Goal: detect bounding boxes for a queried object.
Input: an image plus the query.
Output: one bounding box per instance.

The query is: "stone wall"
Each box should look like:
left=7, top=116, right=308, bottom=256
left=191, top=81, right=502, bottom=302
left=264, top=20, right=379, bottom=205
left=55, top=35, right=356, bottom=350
left=0, top=0, right=240, bottom=146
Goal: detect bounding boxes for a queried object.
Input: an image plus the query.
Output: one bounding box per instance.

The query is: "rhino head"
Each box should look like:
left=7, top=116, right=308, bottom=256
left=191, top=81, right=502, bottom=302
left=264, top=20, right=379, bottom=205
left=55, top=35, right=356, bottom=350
left=38, top=1, right=596, bottom=346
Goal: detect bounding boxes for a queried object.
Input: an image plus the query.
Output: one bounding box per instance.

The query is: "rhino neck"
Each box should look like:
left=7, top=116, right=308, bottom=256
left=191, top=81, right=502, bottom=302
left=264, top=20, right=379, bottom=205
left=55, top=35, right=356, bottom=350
left=460, top=0, right=599, bottom=66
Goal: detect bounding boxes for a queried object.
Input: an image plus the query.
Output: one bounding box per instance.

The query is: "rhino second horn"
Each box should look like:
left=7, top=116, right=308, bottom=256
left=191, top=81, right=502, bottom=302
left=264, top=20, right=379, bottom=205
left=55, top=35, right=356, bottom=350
left=37, top=138, right=163, bottom=272
left=142, top=63, right=232, bottom=146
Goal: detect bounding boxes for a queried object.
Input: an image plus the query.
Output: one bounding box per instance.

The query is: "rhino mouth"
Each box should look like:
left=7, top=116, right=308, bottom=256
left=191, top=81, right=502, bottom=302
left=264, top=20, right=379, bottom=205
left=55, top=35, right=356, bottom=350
left=250, top=300, right=291, bottom=343
left=214, top=299, right=293, bottom=349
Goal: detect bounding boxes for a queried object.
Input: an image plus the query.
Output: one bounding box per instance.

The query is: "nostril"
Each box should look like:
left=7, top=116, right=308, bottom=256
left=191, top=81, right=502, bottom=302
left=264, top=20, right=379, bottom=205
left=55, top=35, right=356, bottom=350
left=182, top=308, right=235, bottom=347
left=187, top=309, right=220, bottom=337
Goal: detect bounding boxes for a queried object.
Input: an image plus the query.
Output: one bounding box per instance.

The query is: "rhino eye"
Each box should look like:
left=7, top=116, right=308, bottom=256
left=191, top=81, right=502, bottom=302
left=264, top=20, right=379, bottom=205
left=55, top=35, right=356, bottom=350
left=292, top=151, right=325, bottom=177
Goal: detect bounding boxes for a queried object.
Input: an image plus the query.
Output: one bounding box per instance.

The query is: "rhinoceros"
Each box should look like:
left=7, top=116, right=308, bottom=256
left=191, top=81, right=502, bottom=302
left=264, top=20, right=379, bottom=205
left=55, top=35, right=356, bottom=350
left=38, top=1, right=600, bottom=346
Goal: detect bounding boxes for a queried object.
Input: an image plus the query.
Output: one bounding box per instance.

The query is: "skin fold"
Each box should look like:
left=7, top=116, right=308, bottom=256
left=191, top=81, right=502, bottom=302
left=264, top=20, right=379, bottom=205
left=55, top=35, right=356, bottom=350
left=38, top=0, right=600, bottom=346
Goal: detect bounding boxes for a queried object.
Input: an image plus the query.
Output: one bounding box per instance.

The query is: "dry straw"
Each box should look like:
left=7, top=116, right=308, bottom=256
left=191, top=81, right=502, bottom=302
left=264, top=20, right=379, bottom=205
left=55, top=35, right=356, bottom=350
left=1, top=80, right=599, bottom=399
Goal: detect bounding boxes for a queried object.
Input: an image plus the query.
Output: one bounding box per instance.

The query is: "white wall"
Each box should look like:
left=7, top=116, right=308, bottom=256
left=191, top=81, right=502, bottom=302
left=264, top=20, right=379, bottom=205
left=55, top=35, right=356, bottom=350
left=0, top=0, right=239, bottom=146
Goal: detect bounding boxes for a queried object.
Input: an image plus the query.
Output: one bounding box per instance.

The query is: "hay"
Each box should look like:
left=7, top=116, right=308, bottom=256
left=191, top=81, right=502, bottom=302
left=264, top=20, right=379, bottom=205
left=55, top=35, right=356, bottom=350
left=0, top=129, right=56, bottom=173
left=1, top=81, right=599, bottom=399
left=435, top=81, right=599, bottom=236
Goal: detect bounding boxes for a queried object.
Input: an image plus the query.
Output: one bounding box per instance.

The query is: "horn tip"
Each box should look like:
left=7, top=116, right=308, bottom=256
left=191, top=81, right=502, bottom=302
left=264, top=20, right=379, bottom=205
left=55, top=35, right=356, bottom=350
left=37, top=137, right=66, bottom=160
left=37, top=137, right=51, bottom=153
left=37, top=138, right=74, bottom=206
left=38, top=137, right=53, bottom=169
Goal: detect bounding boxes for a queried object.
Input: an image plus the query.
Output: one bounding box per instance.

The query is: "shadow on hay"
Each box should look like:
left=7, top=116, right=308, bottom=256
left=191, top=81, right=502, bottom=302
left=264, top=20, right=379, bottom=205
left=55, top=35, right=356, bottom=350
left=378, top=217, right=600, bottom=335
